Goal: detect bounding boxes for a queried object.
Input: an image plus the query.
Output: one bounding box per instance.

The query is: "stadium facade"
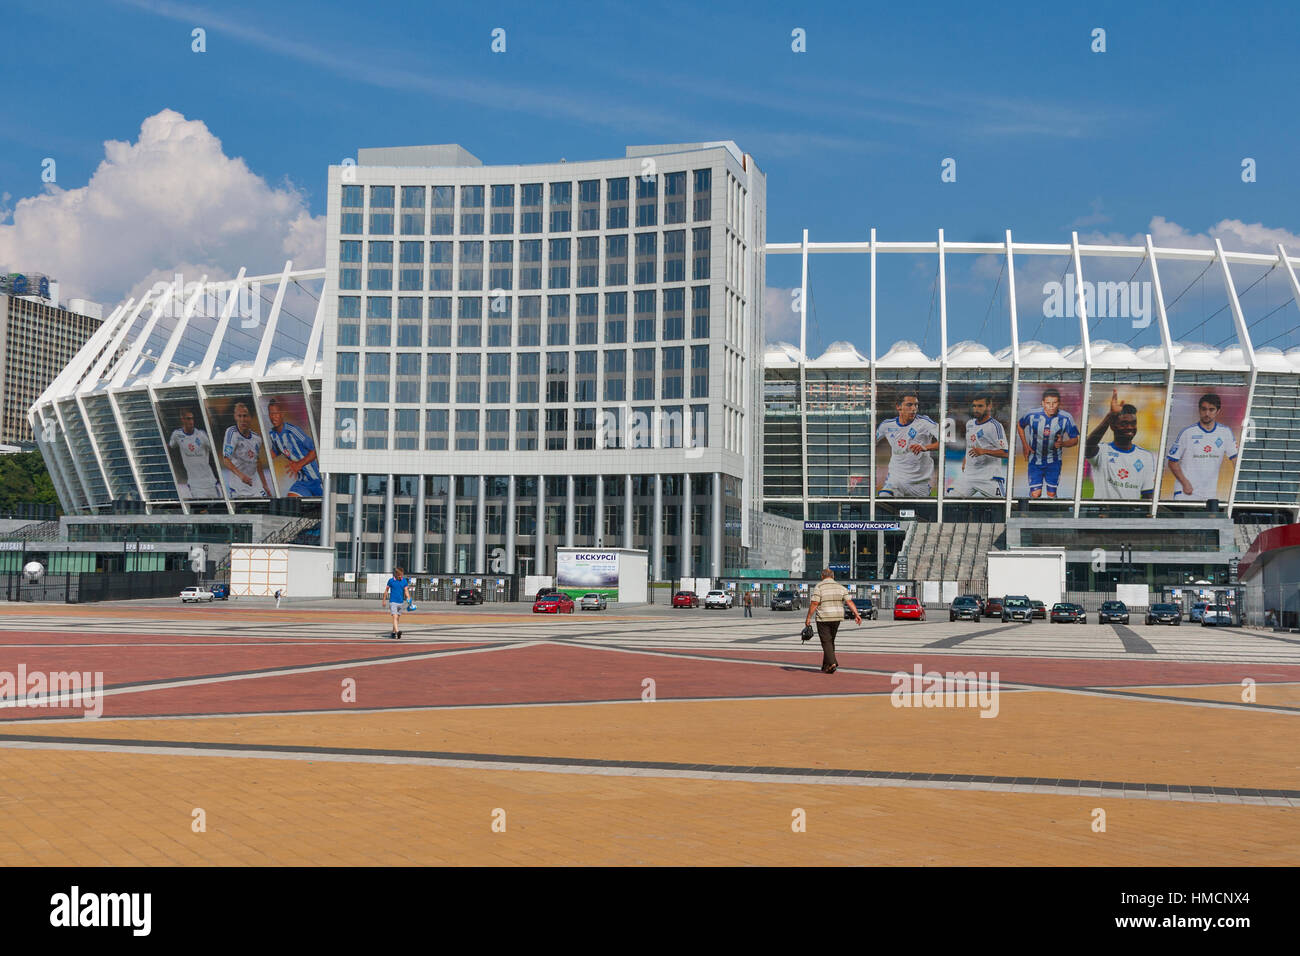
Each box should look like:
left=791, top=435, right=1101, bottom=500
left=25, top=145, right=1300, bottom=589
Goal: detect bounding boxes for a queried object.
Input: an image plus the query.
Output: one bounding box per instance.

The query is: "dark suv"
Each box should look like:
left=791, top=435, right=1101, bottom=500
left=1145, top=603, right=1181, bottom=625
left=456, top=588, right=484, bottom=605
left=1002, top=595, right=1033, bottom=622
left=771, top=590, right=799, bottom=611
left=844, top=597, right=877, bottom=620
left=1099, top=601, right=1130, bottom=624
left=950, top=596, right=981, bottom=622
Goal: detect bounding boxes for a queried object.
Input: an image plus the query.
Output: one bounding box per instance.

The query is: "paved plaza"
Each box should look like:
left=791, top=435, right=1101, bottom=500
left=0, top=600, right=1295, bottom=865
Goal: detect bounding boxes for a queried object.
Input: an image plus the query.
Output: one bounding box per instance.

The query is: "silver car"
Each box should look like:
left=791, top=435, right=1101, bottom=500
left=580, top=592, right=607, bottom=611
left=1200, top=604, right=1233, bottom=627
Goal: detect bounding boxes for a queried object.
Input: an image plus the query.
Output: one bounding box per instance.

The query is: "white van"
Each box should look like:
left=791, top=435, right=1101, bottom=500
left=180, top=586, right=214, bottom=603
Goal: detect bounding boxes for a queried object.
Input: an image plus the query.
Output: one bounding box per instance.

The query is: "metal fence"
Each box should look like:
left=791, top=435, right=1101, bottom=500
left=0, top=570, right=197, bottom=603
left=333, top=575, right=520, bottom=603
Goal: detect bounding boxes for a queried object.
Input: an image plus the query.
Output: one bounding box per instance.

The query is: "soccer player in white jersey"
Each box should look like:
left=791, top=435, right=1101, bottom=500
left=221, top=402, right=272, bottom=498
left=168, top=408, right=220, bottom=499
left=1084, top=388, right=1155, bottom=499
left=1166, top=393, right=1237, bottom=500
left=949, top=393, right=1008, bottom=498
left=876, top=393, right=940, bottom=497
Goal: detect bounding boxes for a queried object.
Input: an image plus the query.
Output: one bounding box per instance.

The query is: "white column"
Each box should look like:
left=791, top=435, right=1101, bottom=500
left=565, top=474, right=575, bottom=548
left=595, top=474, right=604, bottom=546
left=382, top=474, right=394, bottom=573
left=711, top=471, right=723, bottom=578
left=444, top=477, right=456, bottom=574
left=351, top=472, right=362, bottom=575
left=652, top=473, right=663, bottom=581
left=475, top=474, right=486, bottom=573
left=535, top=475, right=545, bottom=576
left=505, top=476, right=516, bottom=574
left=681, top=472, right=692, bottom=578
left=413, top=476, right=426, bottom=573
left=624, top=473, right=634, bottom=550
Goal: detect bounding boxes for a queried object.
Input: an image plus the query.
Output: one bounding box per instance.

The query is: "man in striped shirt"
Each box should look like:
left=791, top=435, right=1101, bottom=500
left=266, top=398, right=322, bottom=497
left=1017, top=388, right=1079, bottom=498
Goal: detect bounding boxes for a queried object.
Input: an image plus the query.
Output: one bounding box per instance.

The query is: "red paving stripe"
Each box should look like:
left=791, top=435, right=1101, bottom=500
left=29, top=643, right=898, bottom=718
left=648, top=647, right=1300, bottom=686
left=0, top=629, right=398, bottom=646
left=0, top=642, right=483, bottom=692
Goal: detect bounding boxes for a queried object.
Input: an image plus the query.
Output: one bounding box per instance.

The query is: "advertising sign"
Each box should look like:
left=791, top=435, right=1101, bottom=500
left=258, top=390, right=323, bottom=498
left=943, top=381, right=1013, bottom=499
left=1012, top=381, right=1084, bottom=499
left=1081, top=383, right=1166, bottom=501
left=557, top=550, right=620, bottom=599
left=1159, top=384, right=1248, bottom=503
left=204, top=391, right=273, bottom=499
left=874, top=380, right=942, bottom=498
left=156, top=391, right=223, bottom=501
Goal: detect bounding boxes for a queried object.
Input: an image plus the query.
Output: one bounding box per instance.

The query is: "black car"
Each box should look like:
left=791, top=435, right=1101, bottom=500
left=1029, top=600, right=1046, bottom=620
left=1002, top=595, right=1033, bottom=622
left=1145, top=603, right=1181, bottom=625
left=844, top=597, right=878, bottom=620
left=1098, top=601, right=1130, bottom=624
left=534, top=586, right=559, bottom=599
left=1050, top=602, right=1085, bottom=623
left=771, top=590, right=799, bottom=611
left=949, top=596, right=981, bottom=622
left=456, top=588, right=484, bottom=605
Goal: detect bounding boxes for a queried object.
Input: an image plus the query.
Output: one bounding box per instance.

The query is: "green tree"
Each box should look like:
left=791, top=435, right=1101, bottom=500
left=0, top=452, right=61, bottom=513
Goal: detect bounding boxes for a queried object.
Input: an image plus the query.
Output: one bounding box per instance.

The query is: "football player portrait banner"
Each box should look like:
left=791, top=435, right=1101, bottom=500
left=1081, top=382, right=1167, bottom=501
left=258, top=390, right=323, bottom=498
left=156, top=392, right=222, bottom=502
left=943, top=381, right=1013, bottom=499
left=1159, top=384, right=1247, bottom=503
left=874, top=381, right=942, bottom=499
left=204, top=391, right=273, bottom=500
left=1011, top=381, right=1084, bottom=500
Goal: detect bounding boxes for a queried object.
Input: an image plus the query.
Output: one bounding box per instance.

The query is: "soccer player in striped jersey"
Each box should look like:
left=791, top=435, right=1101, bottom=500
left=266, top=398, right=323, bottom=497
left=1017, top=388, right=1079, bottom=498
left=1166, top=393, right=1237, bottom=500
left=949, top=393, right=1008, bottom=498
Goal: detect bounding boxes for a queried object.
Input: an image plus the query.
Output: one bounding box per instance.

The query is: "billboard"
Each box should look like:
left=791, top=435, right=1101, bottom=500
left=556, top=550, right=620, bottom=599
left=874, top=381, right=942, bottom=498
left=258, top=390, right=323, bottom=498
left=204, top=391, right=273, bottom=499
left=1081, top=383, right=1166, bottom=500
left=156, top=393, right=224, bottom=501
left=1011, top=381, right=1084, bottom=499
left=1159, top=384, right=1248, bottom=502
left=943, top=381, right=1012, bottom=499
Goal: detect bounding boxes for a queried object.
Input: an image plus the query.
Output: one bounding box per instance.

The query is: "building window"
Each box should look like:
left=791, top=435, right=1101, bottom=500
left=394, top=408, right=418, bottom=449
left=693, top=169, right=711, bottom=221
left=488, top=240, right=513, bottom=291
left=633, top=290, right=655, bottom=342
left=575, top=293, right=598, bottom=344
left=459, top=241, right=483, bottom=291
left=519, top=239, right=542, bottom=290
left=606, top=177, right=629, bottom=229
left=520, top=183, right=543, bottom=234
left=547, top=295, right=570, bottom=345
left=604, top=349, right=626, bottom=401
left=636, top=175, right=657, bottom=227
left=455, top=409, right=479, bottom=450
left=545, top=351, right=568, bottom=403
left=661, top=347, right=684, bottom=399
left=515, top=409, right=538, bottom=450
left=545, top=408, right=567, bottom=450
left=486, top=353, right=510, bottom=403
left=426, top=352, right=450, bottom=403
left=691, top=286, right=709, bottom=338
left=485, top=409, right=509, bottom=450
left=425, top=408, right=448, bottom=450
left=548, top=238, right=570, bottom=289
left=460, top=185, right=484, bottom=235
left=431, top=186, right=454, bottom=234
left=574, top=408, right=596, bottom=450
left=490, top=184, right=514, bottom=235
left=456, top=353, right=480, bottom=404
left=605, top=291, right=626, bottom=343
left=605, top=234, right=628, bottom=286
left=427, top=297, right=452, bottom=347
left=549, top=182, right=571, bottom=232
left=429, top=241, right=453, bottom=291
left=458, top=297, right=482, bottom=347
left=693, top=227, right=711, bottom=280
left=575, top=350, right=597, bottom=402
left=516, top=352, right=539, bottom=403
left=635, top=232, right=657, bottom=285
left=662, top=287, right=685, bottom=340
left=363, top=408, right=388, bottom=449
left=400, top=186, right=425, bottom=235
left=691, top=345, right=709, bottom=397
left=518, top=295, right=541, bottom=346
left=633, top=349, right=655, bottom=401
left=664, top=171, right=686, bottom=224
left=576, top=235, right=599, bottom=287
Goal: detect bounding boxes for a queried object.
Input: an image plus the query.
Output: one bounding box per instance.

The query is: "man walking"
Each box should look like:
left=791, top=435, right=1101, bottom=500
left=383, top=566, right=413, bottom=639
left=743, top=589, right=753, bottom=617
left=804, top=568, right=862, bottom=674
left=274, top=588, right=282, bottom=609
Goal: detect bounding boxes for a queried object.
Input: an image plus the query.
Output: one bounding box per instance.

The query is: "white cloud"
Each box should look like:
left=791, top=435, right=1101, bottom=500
left=1082, top=215, right=1300, bottom=254
left=764, top=286, right=802, bottom=345
left=0, top=109, right=324, bottom=307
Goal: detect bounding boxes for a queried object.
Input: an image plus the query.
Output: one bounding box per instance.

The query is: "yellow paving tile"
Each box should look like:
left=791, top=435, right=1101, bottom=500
left=1114, top=682, right=1300, bottom=708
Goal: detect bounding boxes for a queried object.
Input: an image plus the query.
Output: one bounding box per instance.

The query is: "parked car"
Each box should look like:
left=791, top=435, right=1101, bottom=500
left=532, top=593, right=575, bottom=614
left=1145, top=603, right=1182, bottom=625
left=455, top=588, right=484, bottom=606
left=672, top=590, right=700, bottom=608
left=1050, top=602, right=1085, bottom=623
left=1201, top=604, right=1233, bottom=627
left=180, top=586, right=214, bottom=603
left=580, top=592, right=607, bottom=611
left=893, top=597, right=926, bottom=621
left=965, top=594, right=987, bottom=616
left=770, top=589, right=800, bottom=611
left=704, top=590, right=732, bottom=609
left=985, top=596, right=1004, bottom=617
left=534, top=586, right=559, bottom=600
left=1030, top=600, right=1046, bottom=620
left=1189, top=602, right=1208, bottom=623
left=1002, top=595, right=1033, bottom=622
left=1098, top=601, right=1131, bottom=624
left=844, top=597, right=878, bottom=620
left=209, top=583, right=229, bottom=600
left=949, top=596, right=981, bottom=622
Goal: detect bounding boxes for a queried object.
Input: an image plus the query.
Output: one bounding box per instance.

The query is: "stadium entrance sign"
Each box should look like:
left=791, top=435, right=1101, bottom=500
left=803, top=521, right=901, bottom=531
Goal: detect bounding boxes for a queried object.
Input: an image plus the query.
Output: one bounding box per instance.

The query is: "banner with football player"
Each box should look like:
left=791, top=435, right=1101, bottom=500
left=257, top=390, right=324, bottom=498
left=156, top=391, right=223, bottom=501
left=1081, top=383, right=1167, bottom=500
left=1159, top=384, right=1247, bottom=503
left=943, top=381, right=1013, bottom=499
left=1011, top=381, right=1084, bottom=499
left=874, top=381, right=942, bottom=499
left=204, top=391, right=273, bottom=500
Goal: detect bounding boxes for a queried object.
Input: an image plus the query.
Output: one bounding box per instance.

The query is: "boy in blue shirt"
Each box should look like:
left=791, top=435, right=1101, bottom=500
left=383, top=566, right=413, bottom=639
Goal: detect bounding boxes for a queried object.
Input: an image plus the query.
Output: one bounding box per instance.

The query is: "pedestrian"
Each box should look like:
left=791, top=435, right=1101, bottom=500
left=383, top=566, right=413, bottom=639
left=274, top=588, right=282, bottom=609
left=804, top=568, right=861, bottom=674
left=743, top=589, right=753, bottom=617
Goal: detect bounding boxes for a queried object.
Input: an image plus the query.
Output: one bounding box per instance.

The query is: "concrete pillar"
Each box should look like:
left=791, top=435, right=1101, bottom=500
left=475, top=474, right=486, bottom=573
left=413, top=476, right=426, bottom=573
left=876, top=529, right=884, bottom=580
left=595, top=475, right=604, bottom=547
left=505, top=476, right=516, bottom=574
left=382, top=474, right=395, bottom=573
left=351, top=472, right=362, bottom=574
left=444, top=477, right=456, bottom=574
left=564, top=474, right=575, bottom=548
left=711, top=471, right=722, bottom=578
left=681, top=473, right=692, bottom=578
left=624, top=473, right=634, bottom=550
left=535, top=474, right=545, bottom=576
left=822, top=528, right=830, bottom=575
left=652, top=473, right=663, bottom=581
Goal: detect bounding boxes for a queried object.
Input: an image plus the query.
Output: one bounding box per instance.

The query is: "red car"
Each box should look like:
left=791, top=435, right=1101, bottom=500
left=893, top=597, right=926, bottom=621
left=672, top=590, right=700, bottom=608
left=532, top=594, right=575, bottom=614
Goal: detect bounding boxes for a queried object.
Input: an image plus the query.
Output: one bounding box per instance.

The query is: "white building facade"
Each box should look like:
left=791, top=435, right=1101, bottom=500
left=319, top=143, right=767, bottom=579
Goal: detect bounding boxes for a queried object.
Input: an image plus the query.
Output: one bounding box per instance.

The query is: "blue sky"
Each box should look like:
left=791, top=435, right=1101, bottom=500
left=3, top=0, right=1299, bottom=353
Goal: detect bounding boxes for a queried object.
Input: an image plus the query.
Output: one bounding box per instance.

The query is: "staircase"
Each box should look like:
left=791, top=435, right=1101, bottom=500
left=5, top=520, right=61, bottom=542
left=215, top=517, right=322, bottom=575
left=905, top=521, right=1006, bottom=588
